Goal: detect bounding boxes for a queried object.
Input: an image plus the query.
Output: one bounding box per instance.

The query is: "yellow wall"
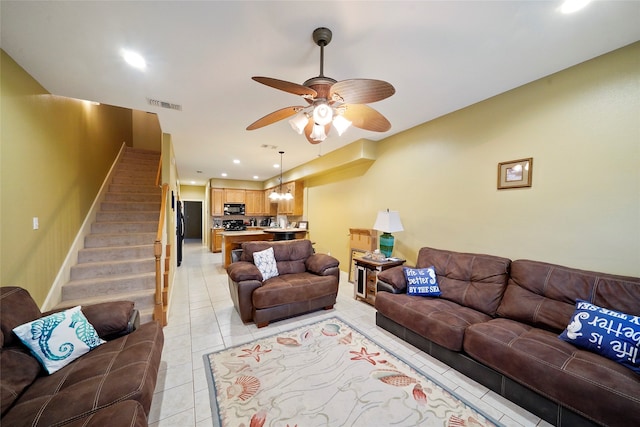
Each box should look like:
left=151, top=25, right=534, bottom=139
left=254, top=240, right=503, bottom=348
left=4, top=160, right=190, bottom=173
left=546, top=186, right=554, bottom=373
left=0, top=50, right=136, bottom=304
left=306, top=42, right=640, bottom=277
left=132, top=109, right=161, bottom=152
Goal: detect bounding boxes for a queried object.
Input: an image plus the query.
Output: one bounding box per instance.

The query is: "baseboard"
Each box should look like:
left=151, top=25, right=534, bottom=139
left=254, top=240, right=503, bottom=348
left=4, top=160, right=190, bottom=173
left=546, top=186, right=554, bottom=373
left=42, top=143, right=128, bottom=311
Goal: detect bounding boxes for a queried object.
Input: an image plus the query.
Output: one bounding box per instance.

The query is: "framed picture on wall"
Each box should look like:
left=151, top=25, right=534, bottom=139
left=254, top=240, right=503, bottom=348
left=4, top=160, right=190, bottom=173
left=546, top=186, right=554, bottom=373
left=298, top=221, right=308, bottom=230
left=498, top=158, right=533, bottom=189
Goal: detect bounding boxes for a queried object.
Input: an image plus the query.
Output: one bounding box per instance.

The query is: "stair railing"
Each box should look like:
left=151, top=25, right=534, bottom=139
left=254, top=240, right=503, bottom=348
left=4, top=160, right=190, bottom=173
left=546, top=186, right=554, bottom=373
left=154, top=183, right=169, bottom=325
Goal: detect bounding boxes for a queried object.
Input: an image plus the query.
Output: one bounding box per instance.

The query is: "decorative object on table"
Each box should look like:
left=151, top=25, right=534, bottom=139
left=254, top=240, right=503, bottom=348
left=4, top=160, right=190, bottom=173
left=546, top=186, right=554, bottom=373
left=268, top=151, right=293, bottom=200
left=498, top=157, right=532, bottom=189
left=373, top=209, right=404, bottom=257
left=246, top=27, right=395, bottom=144
left=297, top=220, right=308, bottom=230
left=204, top=317, right=498, bottom=427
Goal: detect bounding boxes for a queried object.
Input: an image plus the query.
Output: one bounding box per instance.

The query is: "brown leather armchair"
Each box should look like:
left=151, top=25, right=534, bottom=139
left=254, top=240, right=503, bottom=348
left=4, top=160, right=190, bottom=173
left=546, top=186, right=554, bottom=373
left=227, top=239, right=340, bottom=327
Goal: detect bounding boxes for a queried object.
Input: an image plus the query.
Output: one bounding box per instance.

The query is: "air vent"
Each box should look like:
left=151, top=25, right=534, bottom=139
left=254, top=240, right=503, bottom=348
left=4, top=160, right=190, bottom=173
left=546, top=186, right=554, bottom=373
left=261, top=144, right=278, bottom=149
left=146, top=98, right=182, bottom=111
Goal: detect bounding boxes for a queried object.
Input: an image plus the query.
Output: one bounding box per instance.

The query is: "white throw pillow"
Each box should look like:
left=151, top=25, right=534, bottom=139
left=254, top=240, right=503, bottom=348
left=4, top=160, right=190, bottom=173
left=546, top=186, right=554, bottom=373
left=13, top=305, right=105, bottom=374
left=253, top=247, right=279, bottom=280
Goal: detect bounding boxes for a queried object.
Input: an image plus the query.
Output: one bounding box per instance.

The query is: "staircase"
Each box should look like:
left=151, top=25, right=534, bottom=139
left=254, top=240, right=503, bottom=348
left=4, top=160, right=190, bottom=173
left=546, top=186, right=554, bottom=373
left=56, top=147, right=162, bottom=323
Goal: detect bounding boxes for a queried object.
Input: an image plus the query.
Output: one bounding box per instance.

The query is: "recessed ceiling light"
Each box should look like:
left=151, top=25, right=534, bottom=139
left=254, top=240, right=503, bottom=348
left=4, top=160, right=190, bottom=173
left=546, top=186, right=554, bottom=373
left=190, top=181, right=196, bottom=185
left=121, top=49, right=146, bottom=70
left=253, top=175, right=259, bottom=180
left=559, top=0, right=591, bottom=14
left=233, top=159, right=240, bottom=164
left=273, top=164, right=280, bottom=168
left=221, top=173, right=227, bottom=177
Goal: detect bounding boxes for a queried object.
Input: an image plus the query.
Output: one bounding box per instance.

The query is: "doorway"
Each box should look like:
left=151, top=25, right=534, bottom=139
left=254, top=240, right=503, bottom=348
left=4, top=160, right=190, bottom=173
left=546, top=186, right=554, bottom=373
left=184, top=201, right=203, bottom=240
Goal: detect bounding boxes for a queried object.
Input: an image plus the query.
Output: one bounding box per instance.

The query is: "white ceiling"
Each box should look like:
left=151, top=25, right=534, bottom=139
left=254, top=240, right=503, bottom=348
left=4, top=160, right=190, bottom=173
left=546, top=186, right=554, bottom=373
left=2, top=1, right=639, bottom=186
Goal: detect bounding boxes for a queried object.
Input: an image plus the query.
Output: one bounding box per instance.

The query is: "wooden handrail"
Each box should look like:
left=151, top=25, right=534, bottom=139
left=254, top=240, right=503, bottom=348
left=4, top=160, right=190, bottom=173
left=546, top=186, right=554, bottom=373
left=155, top=153, right=163, bottom=187
left=154, top=183, right=169, bottom=325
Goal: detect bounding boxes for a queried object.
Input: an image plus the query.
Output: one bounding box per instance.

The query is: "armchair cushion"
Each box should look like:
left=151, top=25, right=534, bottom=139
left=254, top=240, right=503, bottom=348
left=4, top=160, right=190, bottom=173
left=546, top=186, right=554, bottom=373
left=45, top=301, right=137, bottom=340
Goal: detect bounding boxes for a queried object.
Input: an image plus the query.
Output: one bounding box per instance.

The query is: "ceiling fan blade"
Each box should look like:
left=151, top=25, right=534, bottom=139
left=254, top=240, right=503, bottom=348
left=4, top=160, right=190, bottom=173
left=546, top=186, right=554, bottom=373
left=252, top=76, right=317, bottom=98
left=246, top=106, right=303, bottom=130
left=341, top=104, right=392, bottom=132
left=330, top=79, right=395, bottom=104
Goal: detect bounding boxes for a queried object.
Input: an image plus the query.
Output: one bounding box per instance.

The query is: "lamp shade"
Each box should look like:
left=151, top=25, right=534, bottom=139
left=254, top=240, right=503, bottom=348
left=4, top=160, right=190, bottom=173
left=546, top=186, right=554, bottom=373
left=373, top=210, right=404, bottom=233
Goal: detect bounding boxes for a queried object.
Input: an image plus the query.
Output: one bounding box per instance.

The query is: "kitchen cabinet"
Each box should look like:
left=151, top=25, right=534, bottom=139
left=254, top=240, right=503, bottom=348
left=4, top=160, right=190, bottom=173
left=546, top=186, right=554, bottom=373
left=245, top=190, right=265, bottom=216
left=224, top=189, right=246, bottom=203
left=210, top=228, right=223, bottom=252
left=211, top=188, right=224, bottom=216
left=264, top=189, right=277, bottom=216
left=277, top=181, right=304, bottom=215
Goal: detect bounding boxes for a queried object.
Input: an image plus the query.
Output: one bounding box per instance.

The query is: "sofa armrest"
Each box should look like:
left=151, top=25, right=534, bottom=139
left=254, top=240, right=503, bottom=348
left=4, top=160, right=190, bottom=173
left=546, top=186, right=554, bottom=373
left=377, top=265, right=409, bottom=294
left=44, top=301, right=138, bottom=340
left=227, top=261, right=263, bottom=282
left=305, top=253, right=339, bottom=275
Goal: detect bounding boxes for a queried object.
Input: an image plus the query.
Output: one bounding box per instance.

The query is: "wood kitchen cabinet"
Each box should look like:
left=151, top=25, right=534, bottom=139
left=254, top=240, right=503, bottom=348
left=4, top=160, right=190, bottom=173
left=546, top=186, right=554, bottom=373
left=264, top=189, right=277, bottom=216
left=210, top=188, right=224, bottom=216
left=224, top=189, right=245, bottom=203
left=277, top=181, right=304, bottom=215
left=211, top=228, right=223, bottom=252
left=245, top=190, right=265, bottom=216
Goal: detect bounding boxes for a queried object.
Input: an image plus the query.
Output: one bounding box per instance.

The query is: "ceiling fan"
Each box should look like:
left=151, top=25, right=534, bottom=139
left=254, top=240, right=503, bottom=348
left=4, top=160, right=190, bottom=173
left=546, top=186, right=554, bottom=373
left=247, top=27, right=395, bottom=144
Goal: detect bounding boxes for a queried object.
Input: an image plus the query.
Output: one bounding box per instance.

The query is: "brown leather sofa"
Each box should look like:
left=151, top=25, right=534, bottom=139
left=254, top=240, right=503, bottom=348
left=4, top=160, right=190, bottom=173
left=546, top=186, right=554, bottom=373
left=375, top=247, right=640, bottom=427
left=0, top=287, right=164, bottom=427
left=227, top=239, right=339, bottom=327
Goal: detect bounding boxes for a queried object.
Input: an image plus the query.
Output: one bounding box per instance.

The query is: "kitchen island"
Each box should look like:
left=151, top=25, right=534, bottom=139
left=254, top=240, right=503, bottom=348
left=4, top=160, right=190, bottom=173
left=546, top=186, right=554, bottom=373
left=221, top=230, right=273, bottom=267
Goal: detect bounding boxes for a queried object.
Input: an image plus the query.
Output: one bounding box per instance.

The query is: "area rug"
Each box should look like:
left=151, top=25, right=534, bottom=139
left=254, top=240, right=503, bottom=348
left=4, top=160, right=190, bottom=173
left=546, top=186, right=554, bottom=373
left=204, top=317, right=501, bottom=427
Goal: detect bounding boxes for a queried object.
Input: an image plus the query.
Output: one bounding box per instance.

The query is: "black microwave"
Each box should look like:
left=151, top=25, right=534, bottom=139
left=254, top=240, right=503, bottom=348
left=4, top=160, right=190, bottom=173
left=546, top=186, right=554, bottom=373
left=223, top=203, right=245, bottom=215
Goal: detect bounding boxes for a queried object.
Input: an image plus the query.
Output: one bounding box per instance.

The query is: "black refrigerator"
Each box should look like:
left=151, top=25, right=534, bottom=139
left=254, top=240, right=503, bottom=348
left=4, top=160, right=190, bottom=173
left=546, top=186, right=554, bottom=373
left=176, top=200, right=184, bottom=266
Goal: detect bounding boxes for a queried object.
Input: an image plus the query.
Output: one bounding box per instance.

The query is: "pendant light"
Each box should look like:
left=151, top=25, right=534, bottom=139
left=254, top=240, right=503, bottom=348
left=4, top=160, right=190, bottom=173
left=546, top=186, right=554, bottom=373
left=269, top=151, right=293, bottom=200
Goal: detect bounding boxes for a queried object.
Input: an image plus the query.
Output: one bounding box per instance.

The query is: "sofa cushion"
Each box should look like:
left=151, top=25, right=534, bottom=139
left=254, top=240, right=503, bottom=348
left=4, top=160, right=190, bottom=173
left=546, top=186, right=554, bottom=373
left=252, top=272, right=338, bottom=310
left=375, top=292, right=491, bottom=351
left=0, top=347, right=42, bottom=416
left=415, top=247, right=511, bottom=316
left=0, top=287, right=42, bottom=348
left=13, top=306, right=105, bottom=374
left=404, top=266, right=441, bottom=297
left=496, top=259, right=640, bottom=333
left=253, top=247, right=279, bottom=280
left=1, top=321, right=163, bottom=427
left=464, top=318, right=640, bottom=427
left=559, top=300, right=640, bottom=374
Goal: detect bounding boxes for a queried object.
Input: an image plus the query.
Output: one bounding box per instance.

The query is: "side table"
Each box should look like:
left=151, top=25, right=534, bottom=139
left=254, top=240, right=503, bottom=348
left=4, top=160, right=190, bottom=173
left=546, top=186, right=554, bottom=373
left=353, top=257, right=405, bottom=305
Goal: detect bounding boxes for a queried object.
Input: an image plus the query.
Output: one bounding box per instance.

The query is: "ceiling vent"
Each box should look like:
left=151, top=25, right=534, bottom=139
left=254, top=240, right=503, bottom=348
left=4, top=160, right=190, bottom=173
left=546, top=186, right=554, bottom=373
left=146, top=98, right=182, bottom=111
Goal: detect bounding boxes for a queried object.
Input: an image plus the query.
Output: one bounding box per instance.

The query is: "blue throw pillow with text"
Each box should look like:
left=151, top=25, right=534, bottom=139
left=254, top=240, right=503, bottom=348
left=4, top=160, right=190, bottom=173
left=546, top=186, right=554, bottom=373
left=559, top=299, right=639, bottom=374
left=404, top=266, right=441, bottom=297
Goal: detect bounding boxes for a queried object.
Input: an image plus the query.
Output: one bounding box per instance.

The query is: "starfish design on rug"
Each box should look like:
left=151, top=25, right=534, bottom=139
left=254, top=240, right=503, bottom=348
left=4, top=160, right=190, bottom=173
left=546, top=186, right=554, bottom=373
left=238, top=344, right=272, bottom=362
left=349, top=346, right=380, bottom=365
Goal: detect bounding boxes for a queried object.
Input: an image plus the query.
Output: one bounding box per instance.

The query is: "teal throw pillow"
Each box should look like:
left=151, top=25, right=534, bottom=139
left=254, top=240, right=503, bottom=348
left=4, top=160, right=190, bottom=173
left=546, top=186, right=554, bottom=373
left=404, top=266, right=441, bottom=297
left=13, top=306, right=105, bottom=374
left=558, top=300, right=639, bottom=374
left=253, top=247, right=279, bottom=281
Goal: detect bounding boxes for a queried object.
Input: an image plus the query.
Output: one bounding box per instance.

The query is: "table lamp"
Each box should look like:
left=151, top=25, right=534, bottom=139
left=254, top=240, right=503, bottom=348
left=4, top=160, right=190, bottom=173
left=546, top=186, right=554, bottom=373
left=373, top=209, right=404, bottom=257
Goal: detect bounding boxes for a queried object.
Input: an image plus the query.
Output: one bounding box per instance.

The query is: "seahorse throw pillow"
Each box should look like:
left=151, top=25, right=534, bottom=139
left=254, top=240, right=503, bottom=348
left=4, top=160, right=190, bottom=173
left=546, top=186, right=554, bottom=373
left=13, top=306, right=105, bottom=374
left=404, top=266, right=441, bottom=297
left=559, top=299, right=640, bottom=374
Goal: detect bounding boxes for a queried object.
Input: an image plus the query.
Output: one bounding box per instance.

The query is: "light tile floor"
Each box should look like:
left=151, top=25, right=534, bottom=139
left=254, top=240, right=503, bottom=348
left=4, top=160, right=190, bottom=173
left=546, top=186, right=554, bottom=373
left=148, top=241, right=552, bottom=427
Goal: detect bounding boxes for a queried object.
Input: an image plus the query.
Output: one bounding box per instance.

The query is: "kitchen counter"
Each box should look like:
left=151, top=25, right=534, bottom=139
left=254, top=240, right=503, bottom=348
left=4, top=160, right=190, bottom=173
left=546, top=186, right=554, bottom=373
left=262, top=228, right=308, bottom=241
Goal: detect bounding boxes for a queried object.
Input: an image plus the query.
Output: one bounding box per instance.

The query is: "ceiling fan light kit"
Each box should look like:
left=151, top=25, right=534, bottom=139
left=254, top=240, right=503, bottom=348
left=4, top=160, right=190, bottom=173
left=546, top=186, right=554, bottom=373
left=248, top=27, right=395, bottom=144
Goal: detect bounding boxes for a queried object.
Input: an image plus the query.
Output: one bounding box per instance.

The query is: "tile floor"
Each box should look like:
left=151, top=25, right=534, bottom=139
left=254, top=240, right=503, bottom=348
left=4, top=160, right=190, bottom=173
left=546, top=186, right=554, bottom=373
left=148, top=241, right=552, bottom=427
